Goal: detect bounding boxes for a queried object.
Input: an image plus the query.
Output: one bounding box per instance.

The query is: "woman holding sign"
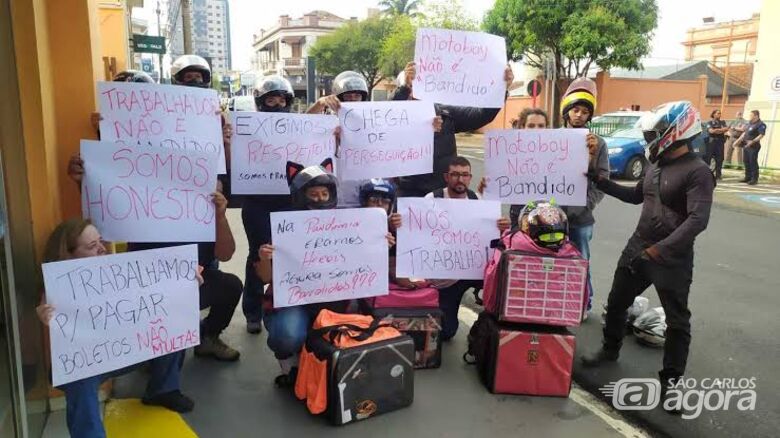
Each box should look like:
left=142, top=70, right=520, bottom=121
left=36, top=219, right=197, bottom=438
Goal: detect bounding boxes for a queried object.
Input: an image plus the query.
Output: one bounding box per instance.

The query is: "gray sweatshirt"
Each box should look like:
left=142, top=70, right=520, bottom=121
left=563, top=135, right=610, bottom=227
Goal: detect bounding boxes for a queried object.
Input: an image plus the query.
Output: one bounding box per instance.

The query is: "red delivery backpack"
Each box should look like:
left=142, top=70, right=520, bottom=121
left=483, top=230, right=588, bottom=328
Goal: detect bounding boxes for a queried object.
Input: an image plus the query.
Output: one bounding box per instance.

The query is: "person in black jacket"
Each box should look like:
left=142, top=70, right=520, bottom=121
left=581, top=101, right=715, bottom=414
left=392, top=62, right=513, bottom=197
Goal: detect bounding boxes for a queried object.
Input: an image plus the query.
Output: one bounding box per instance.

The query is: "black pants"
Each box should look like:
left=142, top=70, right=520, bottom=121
left=602, top=258, right=692, bottom=378
left=200, top=269, right=243, bottom=336
left=743, top=145, right=761, bottom=183
left=704, top=139, right=725, bottom=178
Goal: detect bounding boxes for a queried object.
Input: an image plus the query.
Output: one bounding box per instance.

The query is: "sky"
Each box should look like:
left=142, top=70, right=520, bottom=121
left=134, top=0, right=764, bottom=72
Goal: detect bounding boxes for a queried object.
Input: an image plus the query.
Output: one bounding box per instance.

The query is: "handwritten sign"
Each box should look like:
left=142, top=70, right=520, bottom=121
left=42, top=245, right=201, bottom=386
left=483, top=129, right=589, bottom=206
left=81, top=139, right=218, bottom=242
left=97, top=82, right=226, bottom=173
left=271, top=208, right=389, bottom=308
left=230, top=112, right=338, bottom=194
left=337, top=101, right=435, bottom=180
left=413, top=28, right=507, bottom=108
left=396, top=198, right=500, bottom=280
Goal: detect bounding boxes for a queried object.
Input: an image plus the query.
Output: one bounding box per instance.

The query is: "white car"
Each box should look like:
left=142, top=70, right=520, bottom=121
left=229, top=96, right=256, bottom=112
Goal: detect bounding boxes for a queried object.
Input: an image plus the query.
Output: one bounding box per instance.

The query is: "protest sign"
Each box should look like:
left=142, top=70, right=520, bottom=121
left=42, top=245, right=200, bottom=386
left=230, top=112, right=338, bottom=194
left=337, top=101, right=435, bottom=180
left=81, top=139, right=218, bottom=242
left=396, top=197, right=500, bottom=280
left=483, top=129, right=589, bottom=206
left=413, top=28, right=507, bottom=108
left=270, top=208, right=389, bottom=308
left=97, top=82, right=226, bottom=173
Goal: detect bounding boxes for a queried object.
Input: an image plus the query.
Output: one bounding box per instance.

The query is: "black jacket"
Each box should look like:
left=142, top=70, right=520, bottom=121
left=392, top=85, right=501, bottom=196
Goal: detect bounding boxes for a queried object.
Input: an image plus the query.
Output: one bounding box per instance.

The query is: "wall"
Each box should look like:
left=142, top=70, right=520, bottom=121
left=595, top=71, right=708, bottom=115
left=97, top=2, right=128, bottom=76
left=479, top=95, right=550, bottom=131
left=684, top=16, right=759, bottom=64
left=744, top=0, right=780, bottom=168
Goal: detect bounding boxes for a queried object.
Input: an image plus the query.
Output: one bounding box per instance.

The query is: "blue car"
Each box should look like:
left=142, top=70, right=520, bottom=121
left=605, top=127, right=648, bottom=180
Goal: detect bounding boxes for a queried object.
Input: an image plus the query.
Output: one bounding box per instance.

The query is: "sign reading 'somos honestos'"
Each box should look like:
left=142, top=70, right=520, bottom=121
left=483, top=129, right=589, bottom=206
left=413, top=28, right=507, bottom=108
left=270, top=208, right=389, bottom=308
left=230, top=112, right=339, bottom=194
left=97, top=82, right=226, bottom=173
left=42, top=245, right=201, bottom=386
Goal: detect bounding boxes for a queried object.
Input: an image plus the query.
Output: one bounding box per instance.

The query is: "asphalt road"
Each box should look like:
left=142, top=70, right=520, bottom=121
left=460, top=142, right=780, bottom=438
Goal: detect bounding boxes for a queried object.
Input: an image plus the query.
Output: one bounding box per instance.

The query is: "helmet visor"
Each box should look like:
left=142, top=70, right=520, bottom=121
left=537, top=232, right=565, bottom=244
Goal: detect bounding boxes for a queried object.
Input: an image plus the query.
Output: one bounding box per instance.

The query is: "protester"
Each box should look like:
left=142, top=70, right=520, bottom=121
left=392, top=62, right=513, bottom=197
left=255, top=160, right=396, bottom=386
left=424, top=156, right=510, bottom=340
left=559, top=78, right=610, bottom=317
left=507, top=108, right=550, bottom=229
left=36, top=219, right=197, bottom=438
left=581, top=101, right=715, bottom=415
left=735, top=110, right=766, bottom=185
left=724, top=111, right=746, bottom=168
left=240, top=75, right=297, bottom=334
left=705, top=110, right=728, bottom=179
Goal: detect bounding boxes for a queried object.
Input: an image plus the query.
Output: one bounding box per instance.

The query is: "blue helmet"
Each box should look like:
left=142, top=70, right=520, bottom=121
left=358, top=179, right=396, bottom=208
left=639, top=101, right=701, bottom=163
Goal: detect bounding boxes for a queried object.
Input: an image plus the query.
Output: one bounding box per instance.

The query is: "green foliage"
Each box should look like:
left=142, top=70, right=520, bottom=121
left=483, top=0, right=658, bottom=78
left=379, top=0, right=424, bottom=17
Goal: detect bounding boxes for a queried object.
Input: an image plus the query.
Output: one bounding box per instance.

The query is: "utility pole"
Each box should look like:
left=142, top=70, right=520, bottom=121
left=181, top=0, right=193, bottom=54
left=720, top=20, right=735, bottom=113
left=156, top=1, right=164, bottom=82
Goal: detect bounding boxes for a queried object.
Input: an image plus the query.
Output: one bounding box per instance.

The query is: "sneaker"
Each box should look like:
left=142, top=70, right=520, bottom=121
left=747, top=180, right=758, bottom=185
left=659, top=374, right=683, bottom=415
left=246, top=321, right=263, bottom=334
left=274, top=367, right=298, bottom=388
left=580, top=347, right=619, bottom=368
left=142, top=390, right=194, bottom=413
left=194, top=335, right=240, bottom=361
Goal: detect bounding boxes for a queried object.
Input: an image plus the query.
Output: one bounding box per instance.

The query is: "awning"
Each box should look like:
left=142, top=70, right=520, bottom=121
left=281, top=36, right=304, bottom=44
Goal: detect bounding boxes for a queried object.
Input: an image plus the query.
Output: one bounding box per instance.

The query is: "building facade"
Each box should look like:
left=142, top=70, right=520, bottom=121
left=683, top=14, right=760, bottom=66
left=166, top=0, right=232, bottom=74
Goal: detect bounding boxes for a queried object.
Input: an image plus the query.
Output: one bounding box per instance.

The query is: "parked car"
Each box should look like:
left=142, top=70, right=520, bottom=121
left=591, top=111, right=647, bottom=137
left=228, top=95, right=256, bottom=112
left=605, top=127, right=648, bottom=180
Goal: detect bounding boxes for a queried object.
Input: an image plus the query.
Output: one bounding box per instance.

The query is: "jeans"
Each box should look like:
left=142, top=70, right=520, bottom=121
left=200, top=269, right=243, bottom=336
left=263, top=306, right=311, bottom=359
left=60, top=351, right=184, bottom=438
left=241, top=198, right=285, bottom=323
left=743, top=145, right=761, bottom=183
left=602, top=258, right=692, bottom=378
left=568, top=224, right=594, bottom=311
left=438, top=281, right=475, bottom=340
left=724, top=137, right=743, bottom=166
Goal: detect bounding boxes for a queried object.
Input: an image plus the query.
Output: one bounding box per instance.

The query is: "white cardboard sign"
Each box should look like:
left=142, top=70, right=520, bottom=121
left=80, top=139, right=218, bottom=242
left=413, top=28, right=507, bottom=108
left=396, top=197, right=501, bottom=280
left=337, top=101, right=435, bottom=180
left=42, top=245, right=201, bottom=386
left=97, top=82, right=226, bottom=173
left=270, top=208, right=389, bottom=308
left=483, top=129, right=589, bottom=206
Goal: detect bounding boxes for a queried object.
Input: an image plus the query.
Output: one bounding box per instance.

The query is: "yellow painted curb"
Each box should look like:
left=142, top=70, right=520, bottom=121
left=105, top=399, right=197, bottom=438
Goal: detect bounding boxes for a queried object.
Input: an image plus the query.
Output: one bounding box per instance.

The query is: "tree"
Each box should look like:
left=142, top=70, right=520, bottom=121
left=309, top=17, right=396, bottom=96
left=379, top=0, right=424, bottom=17
left=483, top=0, right=658, bottom=124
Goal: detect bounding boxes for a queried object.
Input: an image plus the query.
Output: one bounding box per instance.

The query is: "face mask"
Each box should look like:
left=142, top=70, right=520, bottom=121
left=256, top=96, right=290, bottom=113
left=180, top=79, right=209, bottom=88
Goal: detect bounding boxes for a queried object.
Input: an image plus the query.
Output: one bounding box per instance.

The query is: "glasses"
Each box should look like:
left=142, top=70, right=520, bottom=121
left=446, top=172, right=472, bottom=180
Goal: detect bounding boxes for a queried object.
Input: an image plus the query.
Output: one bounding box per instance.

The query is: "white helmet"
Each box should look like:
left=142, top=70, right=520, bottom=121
left=252, top=75, right=294, bottom=112
left=332, top=71, right=368, bottom=101
left=632, top=307, right=666, bottom=347
left=639, top=101, right=701, bottom=163
left=171, top=55, right=211, bottom=87
left=601, top=296, right=649, bottom=327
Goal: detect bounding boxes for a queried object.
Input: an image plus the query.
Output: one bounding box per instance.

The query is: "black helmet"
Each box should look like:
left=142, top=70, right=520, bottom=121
left=253, top=75, right=294, bottom=112
left=358, top=178, right=396, bottom=211
left=113, top=70, right=155, bottom=83
left=170, top=55, right=212, bottom=87
left=332, top=71, right=368, bottom=101
left=560, top=78, right=598, bottom=125
left=519, top=200, right=569, bottom=250
left=286, top=158, right=338, bottom=210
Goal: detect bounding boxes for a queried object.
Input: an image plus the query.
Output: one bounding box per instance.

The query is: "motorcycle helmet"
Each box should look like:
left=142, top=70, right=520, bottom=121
left=601, top=296, right=650, bottom=327
left=332, top=71, right=368, bottom=102
left=170, top=55, right=211, bottom=87
left=639, top=101, right=701, bottom=163
left=253, top=75, right=294, bottom=112
left=286, top=158, right=338, bottom=210
left=560, top=77, right=598, bottom=125
left=113, top=70, right=155, bottom=83
left=633, top=307, right=667, bottom=347
left=358, top=178, right=397, bottom=212
left=518, top=200, right=569, bottom=250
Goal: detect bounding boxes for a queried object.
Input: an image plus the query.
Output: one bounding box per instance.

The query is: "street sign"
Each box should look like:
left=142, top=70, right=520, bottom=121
left=132, top=34, right=165, bottom=54
left=527, top=79, right=543, bottom=97
left=769, top=75, right=780, bottom=102
left=141, top=58, right=153, bottom=73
